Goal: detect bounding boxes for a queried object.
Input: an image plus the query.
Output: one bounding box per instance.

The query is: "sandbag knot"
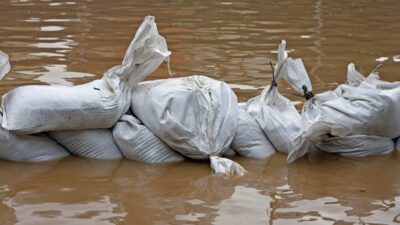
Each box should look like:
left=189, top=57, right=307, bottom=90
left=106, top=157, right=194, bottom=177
left=302, top=85, right=314, bottom=100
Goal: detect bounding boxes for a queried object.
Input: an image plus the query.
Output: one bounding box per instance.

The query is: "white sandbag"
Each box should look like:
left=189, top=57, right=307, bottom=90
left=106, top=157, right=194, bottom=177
left=131, top=76, right=246, bottom=175
left=347, top=63, right=400, bottom=115
left=316, top=135, right=394, bottom=157
left=112, top=114, right=184, bottom=163
left=288, top=64, right=400, bottom=162
left=0, top=112, right=69, bottom=162
left=1, top=16, right=171, bottom=134
left=347, top=63, right=400, bottom=90
left=245, top=40, right=303, bottom=154
left=0, top=51, right=10, bottom=80
left=230, top=104, right=275, bottom=158
left=49, top=129, right=122, bottom=159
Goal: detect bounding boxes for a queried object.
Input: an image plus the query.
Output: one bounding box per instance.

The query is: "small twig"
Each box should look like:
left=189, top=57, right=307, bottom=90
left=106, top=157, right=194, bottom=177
left=269, top=61, right=277, bottom=87
left=269, top=61, right=275, bottom=77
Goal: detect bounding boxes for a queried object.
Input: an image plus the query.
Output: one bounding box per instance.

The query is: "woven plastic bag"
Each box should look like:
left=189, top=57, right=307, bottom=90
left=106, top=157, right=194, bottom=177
left=245, top=40, right=304, bottom=154
left=0, top=111, right=69, bottom=162
left=131, top=76, right=246, bottom=175
left=49, top=129, right=122, bottom=159
left=288, top=64, right=400, bottom=162
left=113, top=114, right=184, bottom=163
left=230, top=104, right=275, bottom=158
left=1, top=16, right=170, bottom=134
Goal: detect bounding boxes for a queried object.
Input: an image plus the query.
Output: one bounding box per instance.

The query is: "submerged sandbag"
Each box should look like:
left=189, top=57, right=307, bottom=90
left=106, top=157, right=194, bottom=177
left=131, top=76, right=246, bottom=175
left=230, top=104, right=275, bottom=158
left=245, top=40, right=303, bottom=154
left=113, top=114, right=184, bottom=163
left=49, top=129, right=122, bottom=159
left=288, top=64, right=400, bottom=162
left=1, top=16, right=170, bottom=134
left=316, top=135, right=394, bottom=157
left=0, top=112, right=69, bottom=162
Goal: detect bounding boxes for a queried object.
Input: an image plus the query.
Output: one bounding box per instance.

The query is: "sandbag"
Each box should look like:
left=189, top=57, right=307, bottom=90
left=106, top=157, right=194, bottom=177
left=288, top=64, right=400, bottom=162
left=0, top=112, right=69, bottom=162
left=49, top=129, right=122, bottom=159
left=230, top=104, right=275, bottom=158
left=1, top=16, right=171, bottom=134
left=131, top=76, right=246, bottom=175
left=245, top=40, right=303, bottom=154
left=316, top=135, right=394, bottom=157
left=112, top=114, right=184, bottom=163
left=347, top=63, right=400, bottom=90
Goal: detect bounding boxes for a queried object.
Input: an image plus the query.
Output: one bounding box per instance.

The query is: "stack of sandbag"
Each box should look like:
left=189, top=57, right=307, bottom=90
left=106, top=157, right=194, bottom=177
left=113, top=114, right=185, bottom=163
left=287, top=63, right=400, bottom=162
left=1, top=15, right=170, bottom=134
left=131, top=76, right=246, bottom=175
left=230, top=104, right=276, bottom=158
left=313, top=65, right=399, bottom=158
left=0, top=110, right=69, bottom=162
left=0, top=52, right=69, bottom=162
left=48, top=16, right=170, bottom=160
left=0, top=16, right=171, bottom=160
left=244, top=40, right=306, bottom=155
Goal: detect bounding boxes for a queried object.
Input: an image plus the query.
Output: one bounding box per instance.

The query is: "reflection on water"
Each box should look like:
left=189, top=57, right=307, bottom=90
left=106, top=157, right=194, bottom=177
left=362, top=197, right=400, bottom=224
left=0, top=0, right=400, bottom=224
left=34, top=64, right=94, bottom=86
left=275, top=197, right=358, bottom=224
left=212, top=186, right=272, bottom=225
left=0, top=154, right=400, bottom=224
left=3, top=195, right=125, bottom=225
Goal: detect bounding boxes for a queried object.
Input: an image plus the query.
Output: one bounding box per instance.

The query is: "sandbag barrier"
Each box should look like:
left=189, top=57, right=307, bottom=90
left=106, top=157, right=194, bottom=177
left=0, top=16, right=399, bottom=176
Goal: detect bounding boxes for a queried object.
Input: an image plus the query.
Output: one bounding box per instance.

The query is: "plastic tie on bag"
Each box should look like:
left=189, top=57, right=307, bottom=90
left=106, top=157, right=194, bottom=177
left=264, top=44, right=289, bottom=104
left=209, top=154, right=247, bottom=176
left=302, top=85, right=314, bottom=100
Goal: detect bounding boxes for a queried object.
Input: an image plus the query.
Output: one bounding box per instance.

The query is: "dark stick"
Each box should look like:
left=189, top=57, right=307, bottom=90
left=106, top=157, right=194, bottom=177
left=269, top=61, right=277, bottom=87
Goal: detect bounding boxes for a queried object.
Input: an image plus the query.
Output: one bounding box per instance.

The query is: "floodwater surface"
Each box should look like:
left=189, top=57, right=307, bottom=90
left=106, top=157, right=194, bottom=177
left=0, top=0, right=400, bottom=224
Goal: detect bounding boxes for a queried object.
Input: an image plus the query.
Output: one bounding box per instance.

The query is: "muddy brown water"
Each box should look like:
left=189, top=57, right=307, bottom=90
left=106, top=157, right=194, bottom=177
left=0, top=0, right=400, bottom=224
